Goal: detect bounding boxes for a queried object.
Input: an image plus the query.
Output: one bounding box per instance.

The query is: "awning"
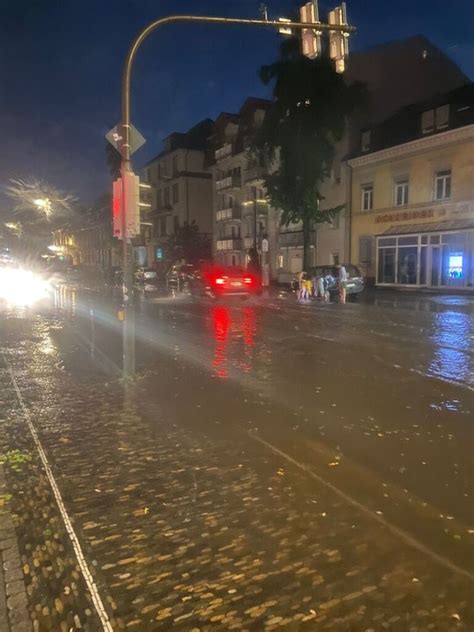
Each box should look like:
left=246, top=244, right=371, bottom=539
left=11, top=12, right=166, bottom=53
left=378, top=218, right=474, bottom=236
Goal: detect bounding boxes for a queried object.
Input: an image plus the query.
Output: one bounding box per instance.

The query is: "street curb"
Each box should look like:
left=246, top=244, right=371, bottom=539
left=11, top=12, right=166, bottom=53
left=0, top=463, right=32, bottom=632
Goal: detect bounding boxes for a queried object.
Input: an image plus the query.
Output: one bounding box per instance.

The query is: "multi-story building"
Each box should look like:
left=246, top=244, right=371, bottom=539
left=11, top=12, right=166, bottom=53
left=314, top=36, right=469, bottom=274
left=349, top=83, right=474, bottom=290
left=210, top=99, right=281, bottom=278
left=140, top=119, right=214, bottom=266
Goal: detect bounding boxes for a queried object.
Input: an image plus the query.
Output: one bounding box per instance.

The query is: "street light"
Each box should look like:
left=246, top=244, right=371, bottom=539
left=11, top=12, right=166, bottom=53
left=118, top=11, right=356, bottom=378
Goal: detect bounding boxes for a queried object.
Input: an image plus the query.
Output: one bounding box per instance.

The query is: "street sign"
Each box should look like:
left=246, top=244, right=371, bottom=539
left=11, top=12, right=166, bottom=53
left=106, top=124, right=146, bottom=156
left=262, top=238, right=269, bottom=253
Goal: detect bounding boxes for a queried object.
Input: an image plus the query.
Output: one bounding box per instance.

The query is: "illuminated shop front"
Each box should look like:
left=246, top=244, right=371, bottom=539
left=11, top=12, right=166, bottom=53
left=376, top=226, right=474, bottom=289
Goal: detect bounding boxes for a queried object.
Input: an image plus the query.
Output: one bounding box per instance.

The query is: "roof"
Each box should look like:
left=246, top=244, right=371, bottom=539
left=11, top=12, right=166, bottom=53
left=351, top=82, right=474, bottom=157
left=378, top=218, right=474, bottom=236
left=144, top=118, right=214, bottom=164
left=346, top=35, right=470, bottom=128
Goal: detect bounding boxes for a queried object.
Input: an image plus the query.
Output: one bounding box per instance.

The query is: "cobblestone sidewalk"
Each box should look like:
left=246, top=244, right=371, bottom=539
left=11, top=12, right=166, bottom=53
left=0, top=461, right=31, bottom=632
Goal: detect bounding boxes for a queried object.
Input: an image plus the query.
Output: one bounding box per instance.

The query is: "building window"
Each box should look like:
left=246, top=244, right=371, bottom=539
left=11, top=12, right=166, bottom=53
left=157, top=190, right=162, bottom=209
left=422, top=105, right=450, bottom=134
left=361, top=130, right=371, bottom=152
left=160, top=217, right=167, bottom=236
left=361, top=184, right=373, bottom=211
left=359, top=236, right=373, bottom=264
left=157, top=163, right=162, bottom=179
left=173, top=216, right=179, bottom=233
left=434, top=170, right=451, bottom=200
left=277, top=255, right=284, bottom=269
left=436, top=104, right=449, bottom=130
left=172, top=155, right=179, bottom=176
left=330, top=253, right=340, bottom=265
left=394, top=179, right=409, bottom=206
left=164, top=187, right=170, bottom=207
left=421, top=109, right=435, bottom=134
left=172, top=183, right=179, bottom=204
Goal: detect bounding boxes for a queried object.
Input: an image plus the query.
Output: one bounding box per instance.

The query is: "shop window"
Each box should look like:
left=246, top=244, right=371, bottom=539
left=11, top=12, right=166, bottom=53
left=398, top=236, right=418, bottom=246
left=361, top=184, right=373, bottom=211
left=448, top=254, right=463, bottom=280
left=397, top=248, right=418, bottom=284
left=419, top=247, right=427, bottom=285
left=377, top=247, right=396, bottom=284
left=394, top=179, right=409, bottom=206
left=378, top=237, right=396, bottom=247
left=430, top=235, right=440, bottom=244
left=421, top=236, right=428, bottom=244
left=434, top=170, right=451, bottom=200
left=359, top=236, right=373, bottom=264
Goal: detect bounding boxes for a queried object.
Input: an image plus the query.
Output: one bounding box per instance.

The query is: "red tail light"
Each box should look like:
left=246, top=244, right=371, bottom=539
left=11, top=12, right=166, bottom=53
left=244, top=277, right=252, bottom=284
left=215, top=277, right=225, bottom=285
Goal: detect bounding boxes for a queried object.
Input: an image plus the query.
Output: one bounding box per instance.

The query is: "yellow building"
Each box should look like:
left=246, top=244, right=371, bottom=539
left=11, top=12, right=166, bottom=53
left=349, top=85, right=474, bottom=290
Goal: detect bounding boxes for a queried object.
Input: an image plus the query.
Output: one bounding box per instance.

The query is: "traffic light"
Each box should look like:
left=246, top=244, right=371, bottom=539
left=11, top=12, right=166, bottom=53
left=112, top=178, right=123, bottom=239
left=328, top=3, right=349, bottom=73
left=299, top=1, right=321, bottom=60
left=112, top=173, right=140, bottom=240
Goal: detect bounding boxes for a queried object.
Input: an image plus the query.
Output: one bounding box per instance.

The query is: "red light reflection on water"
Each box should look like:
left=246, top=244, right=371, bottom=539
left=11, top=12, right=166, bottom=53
left=211, top=305, right=258, bottom=379
left=211, top=306, right=231, bottom=379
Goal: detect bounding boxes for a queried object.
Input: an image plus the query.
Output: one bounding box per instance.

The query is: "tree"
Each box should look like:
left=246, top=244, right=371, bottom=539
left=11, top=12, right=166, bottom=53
left=1, top=178, right=79, bottom=260
left=166, top=221, right=211, bottom=264
left=106, top=142, right=121, bottom=180
left=254, top=39, right=367, bottom=269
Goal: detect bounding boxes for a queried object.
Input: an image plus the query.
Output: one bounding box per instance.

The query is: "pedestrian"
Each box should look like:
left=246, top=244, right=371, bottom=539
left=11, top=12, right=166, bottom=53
left=337, top=264, right=348, bottom=304
left=297, top=270, right=306, bottom=300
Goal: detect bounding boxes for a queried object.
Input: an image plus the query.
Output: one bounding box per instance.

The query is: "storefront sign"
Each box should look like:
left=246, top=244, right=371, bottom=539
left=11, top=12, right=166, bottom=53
left=375, top=209, right=434, bottom=224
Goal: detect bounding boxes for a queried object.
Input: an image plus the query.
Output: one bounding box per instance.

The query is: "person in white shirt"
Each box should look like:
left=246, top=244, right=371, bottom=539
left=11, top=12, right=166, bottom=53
left=337, top=265, right=348, bottom=304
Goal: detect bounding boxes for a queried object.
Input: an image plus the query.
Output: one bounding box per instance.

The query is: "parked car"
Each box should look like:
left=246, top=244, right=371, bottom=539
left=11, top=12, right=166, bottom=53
left=135, top=267, right=158, bottom=284
left=166, top=263, right=197, bottom=291
left=310, top=264, right=364, bottom=298
left=190, top=265, right=261, bottom=299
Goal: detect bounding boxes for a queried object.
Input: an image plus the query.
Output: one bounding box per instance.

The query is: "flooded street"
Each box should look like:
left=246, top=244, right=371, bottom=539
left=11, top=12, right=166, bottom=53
left=0, top=287, right=473, bottom=630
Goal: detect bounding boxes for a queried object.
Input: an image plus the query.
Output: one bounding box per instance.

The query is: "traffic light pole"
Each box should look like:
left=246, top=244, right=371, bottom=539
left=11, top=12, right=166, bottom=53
left=119, top=12, right=355, bottom=378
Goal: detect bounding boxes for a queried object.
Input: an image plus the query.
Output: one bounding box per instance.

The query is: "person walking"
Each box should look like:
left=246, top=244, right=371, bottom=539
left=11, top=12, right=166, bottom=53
left=338, top=264, right=348, bottom=304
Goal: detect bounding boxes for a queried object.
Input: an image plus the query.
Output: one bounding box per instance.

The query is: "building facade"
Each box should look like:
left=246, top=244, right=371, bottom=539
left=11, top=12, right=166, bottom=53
left=315, top=35, right=470, bottom=271
left=140, top=119, right=214, bottom=267
left=349, top=84, right=474, bottom=290
left=211, top=99, right=284, bottom=281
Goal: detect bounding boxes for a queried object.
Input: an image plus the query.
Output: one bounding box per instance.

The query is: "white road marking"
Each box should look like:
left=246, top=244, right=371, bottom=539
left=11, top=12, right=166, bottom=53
left=248, top=431, right=473, bottom=581
left=2, top=352, right=114, bottom=632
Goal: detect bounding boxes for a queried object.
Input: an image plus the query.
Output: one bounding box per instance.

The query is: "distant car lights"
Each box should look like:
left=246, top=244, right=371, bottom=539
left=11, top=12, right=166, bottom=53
left=0, top=268, right=50, bottom=307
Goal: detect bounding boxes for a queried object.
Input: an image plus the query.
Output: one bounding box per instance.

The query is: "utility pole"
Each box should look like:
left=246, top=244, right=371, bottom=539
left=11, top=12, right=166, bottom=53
left=118, top=7, right=355, bottom=378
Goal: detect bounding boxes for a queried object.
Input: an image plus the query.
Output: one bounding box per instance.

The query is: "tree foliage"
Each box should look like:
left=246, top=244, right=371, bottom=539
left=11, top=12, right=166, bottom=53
left=166, top=221, right=211, bottom=264
left=254, top=39, right=367, bottom=268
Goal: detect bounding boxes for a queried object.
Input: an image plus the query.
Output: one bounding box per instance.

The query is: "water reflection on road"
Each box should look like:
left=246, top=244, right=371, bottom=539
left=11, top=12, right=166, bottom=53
left=429, top=309, right=473, bottom=386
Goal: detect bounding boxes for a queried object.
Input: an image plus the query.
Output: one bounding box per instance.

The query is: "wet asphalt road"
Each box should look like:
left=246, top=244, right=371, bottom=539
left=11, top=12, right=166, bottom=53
left=0, top=286, right=473, bottom=630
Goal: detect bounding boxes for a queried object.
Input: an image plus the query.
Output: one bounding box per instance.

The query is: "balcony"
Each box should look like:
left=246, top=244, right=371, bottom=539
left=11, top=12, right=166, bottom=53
left=215, top=174, right=242, bottom=191
left=216, top=238, right=242, bottom=251
left=244, top=164, right=267, bottom=183
left=216, top=206, right=242, bottom=222
left=242, top=200, right=268, bottom=217
left=215, top=143, right=233, bottom=161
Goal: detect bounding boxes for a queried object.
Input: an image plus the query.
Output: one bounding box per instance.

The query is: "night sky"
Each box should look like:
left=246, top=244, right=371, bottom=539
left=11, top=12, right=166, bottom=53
left=1, top=0, right=473, bottom=207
